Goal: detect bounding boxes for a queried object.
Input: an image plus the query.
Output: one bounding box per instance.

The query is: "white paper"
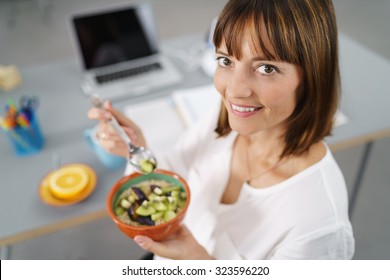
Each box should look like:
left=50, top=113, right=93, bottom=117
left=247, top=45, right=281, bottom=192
left=334, top=110, right=349, bottom=127
left=123, top=98, right=185, bottom=152
left=171, top=84, right=221, bottom=127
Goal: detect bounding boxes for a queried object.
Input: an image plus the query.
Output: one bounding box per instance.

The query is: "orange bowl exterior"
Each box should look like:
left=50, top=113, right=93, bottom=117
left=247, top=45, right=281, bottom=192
left=106, top=169, right=190, bottom=241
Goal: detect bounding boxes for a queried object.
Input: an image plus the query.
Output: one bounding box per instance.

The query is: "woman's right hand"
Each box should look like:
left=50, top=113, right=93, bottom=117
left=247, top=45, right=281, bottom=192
left=87, top=100, right=147, bottom=158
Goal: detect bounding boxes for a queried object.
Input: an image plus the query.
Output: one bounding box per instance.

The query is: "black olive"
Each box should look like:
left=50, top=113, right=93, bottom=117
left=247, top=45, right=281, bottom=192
left=131, top=187, right=148, bottom=204
left=127, top=203, right=139, bottom=221
left=137, top=216, right=155, bottom=226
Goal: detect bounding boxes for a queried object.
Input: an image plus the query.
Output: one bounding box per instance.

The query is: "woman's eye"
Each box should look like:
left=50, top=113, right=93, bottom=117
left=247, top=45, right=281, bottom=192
left=216, top=57, right=232, bottom=67
left=258, top=65, right=277, bottom=75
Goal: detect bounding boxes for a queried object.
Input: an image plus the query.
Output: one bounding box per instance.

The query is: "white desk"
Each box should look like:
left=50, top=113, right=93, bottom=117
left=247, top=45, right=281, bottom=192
left=0, top=34, right=389, bottom=257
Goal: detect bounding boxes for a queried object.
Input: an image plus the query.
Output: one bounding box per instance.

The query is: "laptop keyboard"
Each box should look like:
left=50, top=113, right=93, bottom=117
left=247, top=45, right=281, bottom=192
left=95, top=63, right=162, bottom=84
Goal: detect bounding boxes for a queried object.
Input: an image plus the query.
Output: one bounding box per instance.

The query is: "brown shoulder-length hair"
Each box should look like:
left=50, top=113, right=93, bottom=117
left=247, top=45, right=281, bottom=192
left=213, top=0, right=340, bottom=158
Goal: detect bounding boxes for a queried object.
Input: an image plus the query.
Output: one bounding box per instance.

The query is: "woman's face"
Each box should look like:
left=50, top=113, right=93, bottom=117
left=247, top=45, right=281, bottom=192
left=214, top=29, right=303, bottom=137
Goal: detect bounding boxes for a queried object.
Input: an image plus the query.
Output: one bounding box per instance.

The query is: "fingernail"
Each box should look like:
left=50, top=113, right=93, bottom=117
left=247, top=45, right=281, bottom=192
left=134, top=236, right=145, bottom=247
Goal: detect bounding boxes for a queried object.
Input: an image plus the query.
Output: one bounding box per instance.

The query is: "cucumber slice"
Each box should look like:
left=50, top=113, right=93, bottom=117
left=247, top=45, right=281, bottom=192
left=164, top=210, right=177, bottom=222
left=152, top=201, right=167, bottom=211
left=140, top=159, right=155, bottom=174
left=162, top=185, right=181, bottom=193
left=177, top=198, right=186, bottom=208
left=136, top=204, right=156, bottom=216
left=170, top=190, right=179, bottom=197
left=115, top=206, right=125, bottom=216
left=120, top=199, right=131, bottom=209
left=151, top=212, right=164, bottom=221
left=140, top=184, right=151, bottom=195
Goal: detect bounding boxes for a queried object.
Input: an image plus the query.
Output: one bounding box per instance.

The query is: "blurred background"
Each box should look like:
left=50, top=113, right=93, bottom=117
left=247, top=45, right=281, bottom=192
left=0, top=0, right=389, bottom=259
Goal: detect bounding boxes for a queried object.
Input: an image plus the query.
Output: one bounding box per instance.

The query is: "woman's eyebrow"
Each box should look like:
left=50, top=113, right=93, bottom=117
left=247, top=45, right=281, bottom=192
left=216, top=49, right=273, bottom=62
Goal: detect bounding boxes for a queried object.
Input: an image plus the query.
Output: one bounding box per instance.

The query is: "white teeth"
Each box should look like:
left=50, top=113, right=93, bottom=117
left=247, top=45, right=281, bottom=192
left=232, top=104, right=258, bottom=112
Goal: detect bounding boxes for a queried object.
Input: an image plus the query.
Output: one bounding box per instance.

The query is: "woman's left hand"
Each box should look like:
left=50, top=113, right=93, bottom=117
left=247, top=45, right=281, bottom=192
left=134, top=225, right=213, bottom=260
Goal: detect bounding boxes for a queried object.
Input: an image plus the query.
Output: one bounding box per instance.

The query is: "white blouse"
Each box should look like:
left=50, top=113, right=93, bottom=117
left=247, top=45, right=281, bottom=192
left=125, top=107, right=355, bottom=259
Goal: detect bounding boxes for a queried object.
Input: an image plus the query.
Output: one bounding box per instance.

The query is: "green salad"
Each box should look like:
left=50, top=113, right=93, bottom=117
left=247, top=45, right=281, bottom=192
left=114, top=179, right=187, bottom=226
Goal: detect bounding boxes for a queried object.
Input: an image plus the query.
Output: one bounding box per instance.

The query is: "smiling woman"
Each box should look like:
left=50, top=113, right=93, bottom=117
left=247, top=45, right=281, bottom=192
left=213, top=0, right=340, bottom=158
left=88, top=0, right=354, bottom=260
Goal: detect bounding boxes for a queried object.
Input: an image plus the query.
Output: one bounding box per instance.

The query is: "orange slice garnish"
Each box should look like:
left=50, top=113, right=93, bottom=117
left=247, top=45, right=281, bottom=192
left=49, top=166, right=89, bottom=199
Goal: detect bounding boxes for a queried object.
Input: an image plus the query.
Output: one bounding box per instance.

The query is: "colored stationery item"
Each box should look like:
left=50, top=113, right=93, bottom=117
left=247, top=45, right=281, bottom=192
left=1, top=96, right=44, bottom=156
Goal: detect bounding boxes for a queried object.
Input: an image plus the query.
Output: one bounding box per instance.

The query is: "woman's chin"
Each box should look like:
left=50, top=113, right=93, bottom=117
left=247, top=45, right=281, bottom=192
left=229, top=122, right=257, bottom=136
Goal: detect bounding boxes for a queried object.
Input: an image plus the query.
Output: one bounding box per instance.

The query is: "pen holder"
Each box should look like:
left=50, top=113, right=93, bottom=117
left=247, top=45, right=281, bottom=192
left=5, top=113, right=44, bottom=157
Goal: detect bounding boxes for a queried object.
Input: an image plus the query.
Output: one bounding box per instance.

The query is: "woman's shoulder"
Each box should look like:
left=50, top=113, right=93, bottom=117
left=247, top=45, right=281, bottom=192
left=289, top=141, right=328, bottom=174
left=270, top=142, right=334, bottom=187
left=295, top=141, right=346, bottom=191
left=283, top=141, right=347, bottom=201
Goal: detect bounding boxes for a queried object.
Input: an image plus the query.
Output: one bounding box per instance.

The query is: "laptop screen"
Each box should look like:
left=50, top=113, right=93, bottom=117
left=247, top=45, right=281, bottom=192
left=71, top=4, right=159, bottom=70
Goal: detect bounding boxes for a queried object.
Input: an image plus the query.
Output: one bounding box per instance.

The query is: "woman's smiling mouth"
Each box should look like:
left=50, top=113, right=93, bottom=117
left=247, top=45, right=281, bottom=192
left=230, top=102, right=263, bottom=117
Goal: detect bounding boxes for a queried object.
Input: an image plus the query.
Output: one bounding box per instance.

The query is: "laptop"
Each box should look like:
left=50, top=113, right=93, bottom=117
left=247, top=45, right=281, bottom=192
left=68, top=2, right=182, bottom=99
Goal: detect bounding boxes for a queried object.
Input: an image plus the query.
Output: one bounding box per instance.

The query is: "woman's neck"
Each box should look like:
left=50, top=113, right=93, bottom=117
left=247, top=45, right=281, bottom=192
left=243, top=129, right=285, bottom=161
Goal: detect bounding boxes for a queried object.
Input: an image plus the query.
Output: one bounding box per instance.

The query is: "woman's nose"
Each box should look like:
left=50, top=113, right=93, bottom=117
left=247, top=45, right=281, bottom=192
left=226, top=68, right=253, bottom=98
